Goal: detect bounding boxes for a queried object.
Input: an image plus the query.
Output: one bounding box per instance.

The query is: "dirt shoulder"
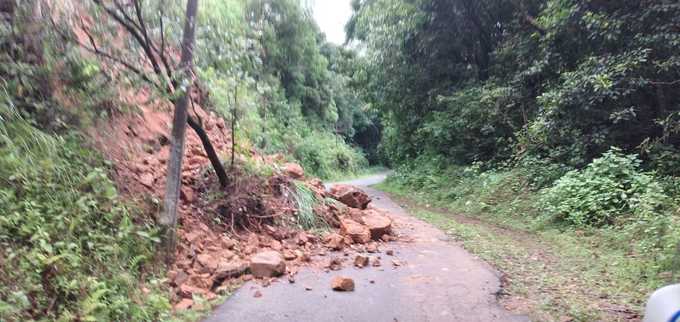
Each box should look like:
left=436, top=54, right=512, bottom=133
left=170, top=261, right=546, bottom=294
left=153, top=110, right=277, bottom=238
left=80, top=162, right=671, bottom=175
left=381, top=189, right=641, bottom=322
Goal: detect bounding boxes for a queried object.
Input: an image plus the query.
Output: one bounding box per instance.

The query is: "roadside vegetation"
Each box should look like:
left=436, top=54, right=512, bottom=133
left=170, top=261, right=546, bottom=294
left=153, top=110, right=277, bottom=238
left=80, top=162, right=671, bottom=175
left=351, top=0, right=680, bottom=318
left=378, top=153, right=679, bottom=320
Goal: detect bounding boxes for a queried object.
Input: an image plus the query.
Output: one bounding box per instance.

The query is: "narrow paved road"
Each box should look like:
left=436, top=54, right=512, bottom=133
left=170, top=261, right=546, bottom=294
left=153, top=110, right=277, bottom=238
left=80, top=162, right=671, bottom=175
left=205, top=174, right=529, bottom=322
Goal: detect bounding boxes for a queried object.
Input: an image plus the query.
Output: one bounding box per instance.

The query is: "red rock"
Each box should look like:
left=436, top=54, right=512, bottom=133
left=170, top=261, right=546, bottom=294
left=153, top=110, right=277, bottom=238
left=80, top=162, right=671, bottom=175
left=249, top=251, right=286, bottom=278
left=340, top=218, right=371, bottom=244
left=386, top=250, right=394, bottom=256
left=219, top=250, right=236, bottom=260
left=331, top=276, right=355, bottom=291
left=330, top=184, right=371, bottom=209
left=270, top=239, right=283, bottom=251
left=299, top=252, right=311, bottom=262
left=185, top=231, right=201, bottom=243
left=197, top=254, right=218, bottom=273
left=188, top=273, right=212, bottom=289
left=179, top=284, right=206, bottom=298
left=282, top=250, right=297, bottom=260
left=323, top=233, right=346, bottom=251
left=381, top=234, right=395, bottom=242
left=283, top=163, right=305, bottom=179
left=180, top=186, right=195, bottom=203
left=327, top=199, right=351, bottom=217
left=354, top=255, right=369, bottom=268
left=176, top=259, right=192, bottom=270
left=253, top=290, right=263, bottom=298
left=172, top=270, right=190, bottom=287
left=297, top=232, right=310, bottom=245
left=307, top=178, right=326, bottom=196
left=205, top=292, right=217, bottom=301
left=140, top=172, right=155, bottom=188
left=174, top=298, right=194, bottom=310
left=220, top=236, right=236, bottom=249
left=327, top=258, right=343, bottom=271
left=348, top=208, right=365, bottom=223
left=214, top=260, right=248, bottom=280
left=366, top=242, right=378, bottom=253
left=362, top=210, right=393, bottom=240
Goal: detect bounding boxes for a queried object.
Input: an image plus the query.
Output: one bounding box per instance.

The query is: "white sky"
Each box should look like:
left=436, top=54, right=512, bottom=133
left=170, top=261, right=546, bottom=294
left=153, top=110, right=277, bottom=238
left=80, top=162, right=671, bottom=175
left=312, top=0, right=353, bottom=45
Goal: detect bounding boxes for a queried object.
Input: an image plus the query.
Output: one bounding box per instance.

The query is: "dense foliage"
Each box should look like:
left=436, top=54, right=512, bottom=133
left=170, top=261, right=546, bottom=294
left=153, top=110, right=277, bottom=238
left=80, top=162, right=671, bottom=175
left=541, top=148, right=669, bottom=227
left=357, top=0, right=680, bottom=310
left=351, top=0, right=680, bottom=169
left=194, top=0, right=378, bottom=178
left=0, top=104, right=169, bottom=320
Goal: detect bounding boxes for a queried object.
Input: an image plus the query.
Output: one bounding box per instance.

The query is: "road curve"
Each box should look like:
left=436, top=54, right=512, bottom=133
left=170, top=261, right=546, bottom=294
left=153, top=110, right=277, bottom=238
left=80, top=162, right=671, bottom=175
left=204, top=173, right=529, bottom=322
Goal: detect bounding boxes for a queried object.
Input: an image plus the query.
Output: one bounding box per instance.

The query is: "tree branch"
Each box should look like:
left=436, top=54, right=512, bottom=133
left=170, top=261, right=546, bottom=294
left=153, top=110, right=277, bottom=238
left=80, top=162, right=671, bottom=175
left=50, top=13, right=161, bottom=90
left=91, top=0, right=165, bottom=84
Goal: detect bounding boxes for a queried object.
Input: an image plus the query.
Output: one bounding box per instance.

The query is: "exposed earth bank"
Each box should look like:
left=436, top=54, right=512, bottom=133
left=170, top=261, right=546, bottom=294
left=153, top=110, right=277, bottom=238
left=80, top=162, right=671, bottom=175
left=204, top=174, right=529, bottom=322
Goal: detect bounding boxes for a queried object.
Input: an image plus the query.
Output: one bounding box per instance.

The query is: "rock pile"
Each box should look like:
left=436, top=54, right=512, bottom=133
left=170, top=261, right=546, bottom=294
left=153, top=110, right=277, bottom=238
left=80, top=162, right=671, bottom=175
left=324, top=185, right=394, bottom=248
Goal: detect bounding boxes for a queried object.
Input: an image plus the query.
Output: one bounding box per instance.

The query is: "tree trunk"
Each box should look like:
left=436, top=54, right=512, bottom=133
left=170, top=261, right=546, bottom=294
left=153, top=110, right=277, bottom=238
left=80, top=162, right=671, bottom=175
left=187, top=115, right=229, bottom=187
left=26, top=0, right=43, bottom=64
left=159, top=0, right=199, bottom=264
left=231, top=86, right=237, bottom=168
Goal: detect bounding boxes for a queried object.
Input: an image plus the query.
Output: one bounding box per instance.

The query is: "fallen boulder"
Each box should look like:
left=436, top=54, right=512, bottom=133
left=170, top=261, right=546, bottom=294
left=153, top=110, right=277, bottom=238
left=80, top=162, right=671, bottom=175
left=366, top=242, right=378, bottom=253
left=330, top=184, right=371, bottom=209
left=214, top=260, right=248, bottom=280
left=354, top=255, right=369, bottom=268
left=323, top=232, right=346, bottom=250
left=283, top=163, right=305, bottom=179
left=196, top=253, right=219, bottom=274
left=362, top=210, right=393, bottom=240
left=282, top=249, right=297, bottom=260
left=249, top=251, right=286, bottom=278
left=327, top=257, right=343, bottom=271
left=331, top=276, right=355, bottom=292
left=340, top=218, right=371, bottom=244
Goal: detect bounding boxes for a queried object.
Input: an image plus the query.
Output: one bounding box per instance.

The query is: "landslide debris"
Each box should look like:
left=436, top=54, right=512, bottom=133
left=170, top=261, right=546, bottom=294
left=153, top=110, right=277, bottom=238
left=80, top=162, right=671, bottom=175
left=89, top=93, right=397, bottom=308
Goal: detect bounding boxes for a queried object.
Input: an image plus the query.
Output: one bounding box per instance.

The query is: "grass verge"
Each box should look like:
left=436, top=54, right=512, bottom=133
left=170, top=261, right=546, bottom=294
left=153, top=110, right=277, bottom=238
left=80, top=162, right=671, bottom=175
left=376, top=180, right=650, bottom=322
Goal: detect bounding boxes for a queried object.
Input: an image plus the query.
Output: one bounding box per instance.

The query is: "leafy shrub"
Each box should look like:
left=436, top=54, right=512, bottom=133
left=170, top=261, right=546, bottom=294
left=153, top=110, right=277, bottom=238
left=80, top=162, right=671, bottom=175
left=516, top=156, right=572, bottom=190
left=0, top=105, right=170, bottom=321
left=541, top=148, right=669, bottom=227
left=293, top=132, right=368, bottom=179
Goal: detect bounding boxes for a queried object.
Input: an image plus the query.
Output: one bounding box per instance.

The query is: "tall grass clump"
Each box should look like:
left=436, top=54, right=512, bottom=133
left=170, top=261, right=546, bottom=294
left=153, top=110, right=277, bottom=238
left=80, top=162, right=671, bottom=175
left=291, top=181, right=328, bottom=231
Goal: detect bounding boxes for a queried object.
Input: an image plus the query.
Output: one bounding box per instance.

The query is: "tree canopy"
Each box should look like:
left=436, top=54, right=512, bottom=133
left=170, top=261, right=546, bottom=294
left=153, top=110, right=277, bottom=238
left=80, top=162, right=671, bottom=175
left=350, top=0, right=680, bottom=171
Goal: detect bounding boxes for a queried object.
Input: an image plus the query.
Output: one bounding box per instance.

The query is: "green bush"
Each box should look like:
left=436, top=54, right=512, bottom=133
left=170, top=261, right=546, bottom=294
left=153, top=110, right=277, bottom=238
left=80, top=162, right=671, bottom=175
left=0, top=106, right=170, bottom=321
left=293, top=132, right=368, bottom=179
left=541, top=148, right=669, bottom=227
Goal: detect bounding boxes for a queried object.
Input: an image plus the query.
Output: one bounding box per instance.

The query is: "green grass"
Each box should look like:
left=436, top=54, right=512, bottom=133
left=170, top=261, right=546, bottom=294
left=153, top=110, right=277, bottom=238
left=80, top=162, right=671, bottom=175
left=0, top=106, right=172, bottom=321
left=376, top=178, right=660, bottom=321
left=291, top=180, right=329, bottom=230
